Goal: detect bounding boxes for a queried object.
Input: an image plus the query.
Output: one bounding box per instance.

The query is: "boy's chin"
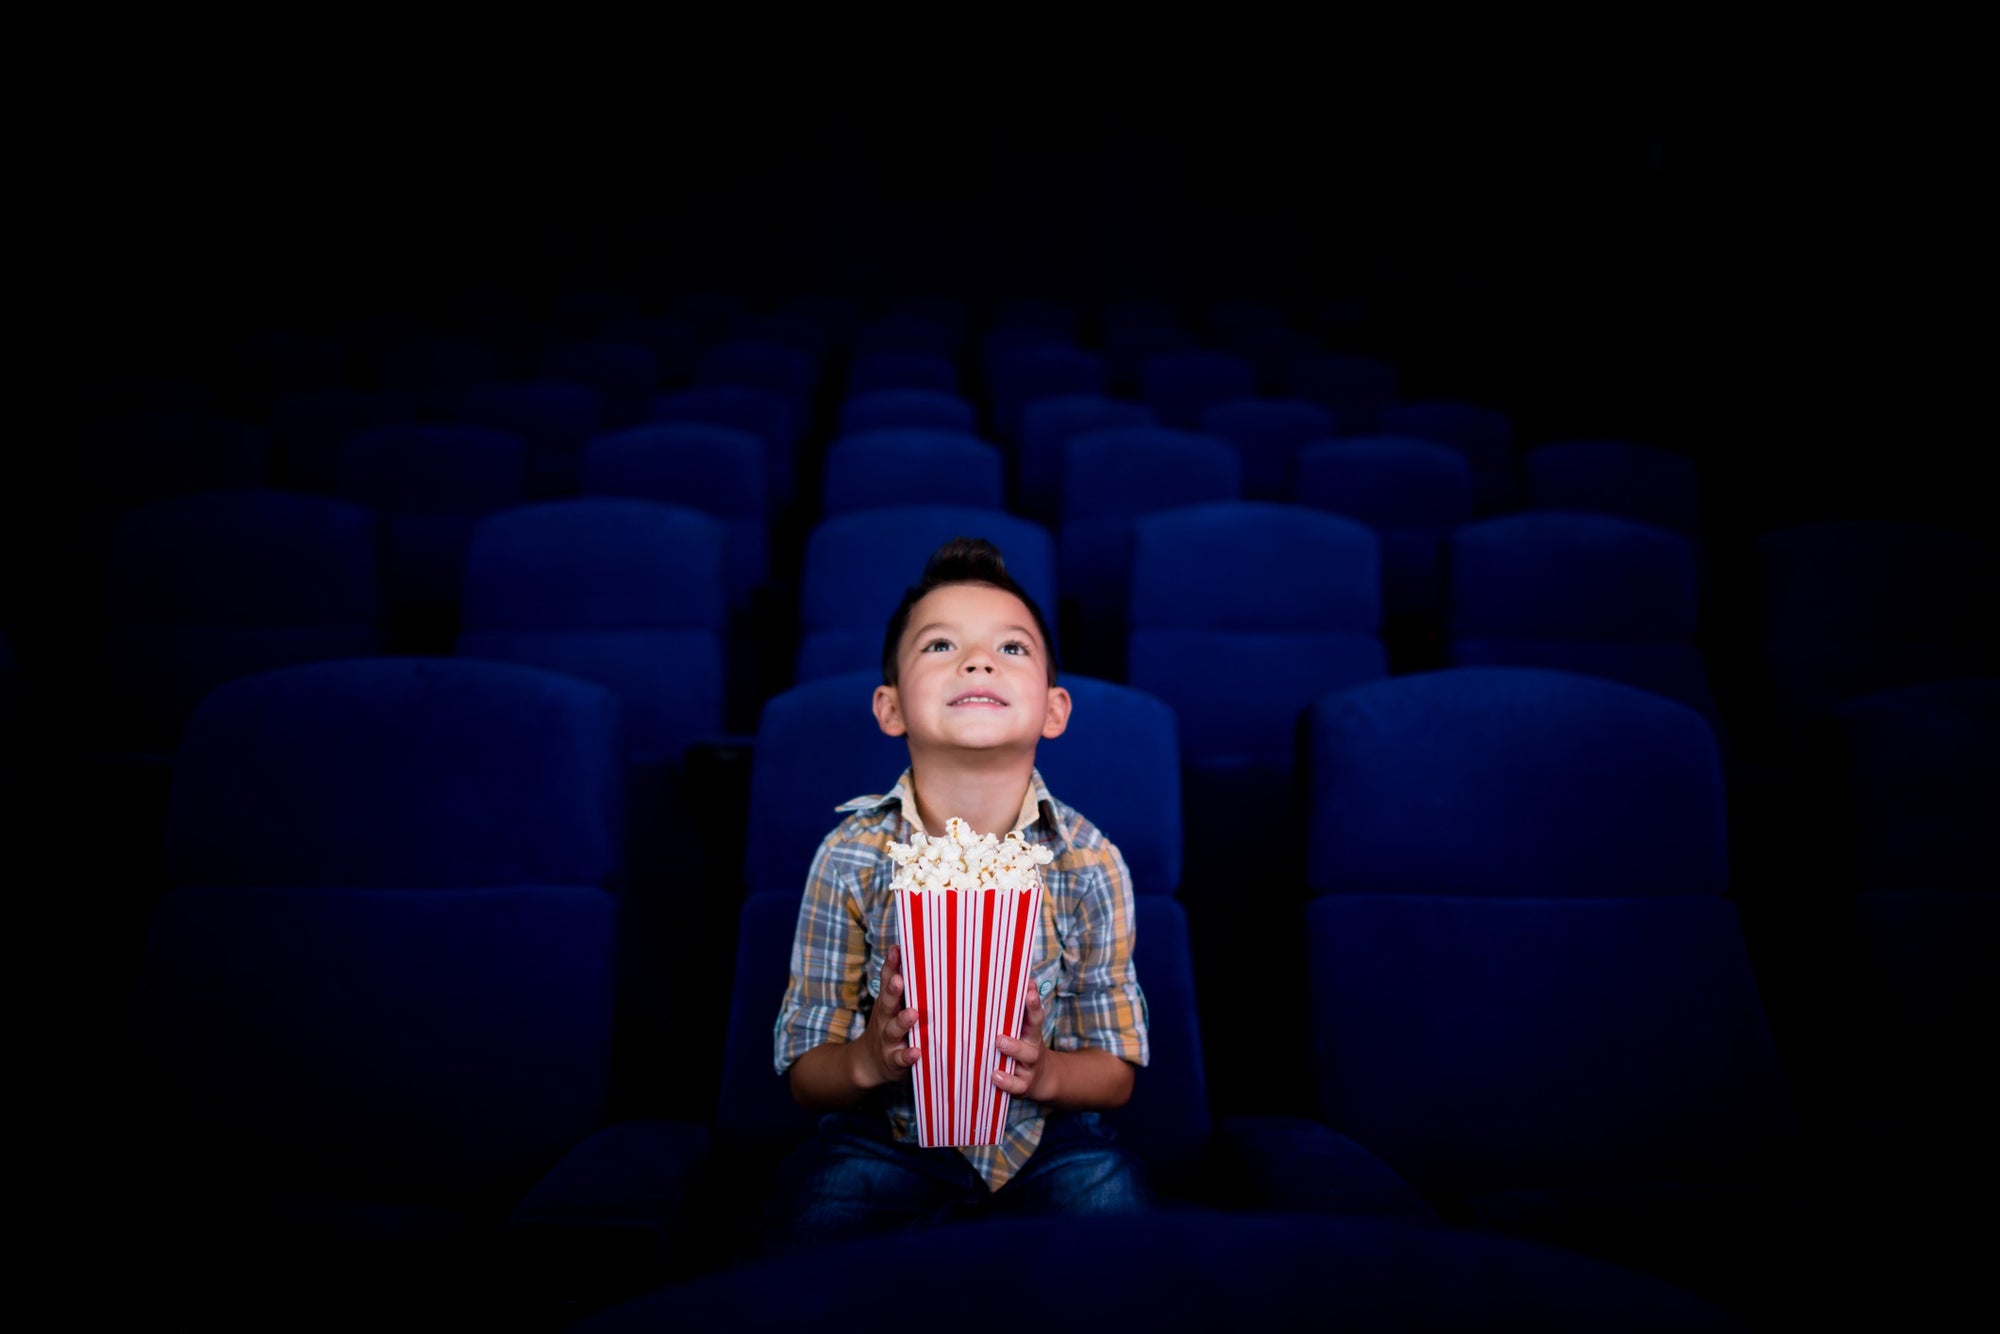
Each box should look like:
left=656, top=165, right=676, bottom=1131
left=910, top=729, right=1041, bottom=758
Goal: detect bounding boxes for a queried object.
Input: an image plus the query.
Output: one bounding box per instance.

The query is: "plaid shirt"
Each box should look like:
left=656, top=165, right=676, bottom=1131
left=773, top=767, right=1149, bottom=1191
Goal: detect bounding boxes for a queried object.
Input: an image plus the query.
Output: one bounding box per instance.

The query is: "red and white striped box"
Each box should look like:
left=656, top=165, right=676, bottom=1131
left=894, top=883, right=1042, bottom=1148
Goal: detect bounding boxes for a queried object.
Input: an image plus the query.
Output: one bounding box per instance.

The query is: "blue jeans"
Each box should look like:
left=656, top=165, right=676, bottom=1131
left=759, top=1107, right=1153, bottom=1254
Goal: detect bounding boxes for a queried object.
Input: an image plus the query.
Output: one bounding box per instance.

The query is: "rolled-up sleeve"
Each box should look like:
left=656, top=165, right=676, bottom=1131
left=773, top=832, right=876, bottom=1074
left=1048, top=840, right=1150, bottom=1066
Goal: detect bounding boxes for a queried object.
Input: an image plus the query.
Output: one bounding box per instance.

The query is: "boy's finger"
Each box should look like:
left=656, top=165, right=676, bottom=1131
left=997, top=1031, right=1040, bottom=1062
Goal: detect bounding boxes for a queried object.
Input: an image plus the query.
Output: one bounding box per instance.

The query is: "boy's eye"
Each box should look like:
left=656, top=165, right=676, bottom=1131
left=922, top=639, right=954, bottom=653
left=1001, top=640, right=1029, bottom=655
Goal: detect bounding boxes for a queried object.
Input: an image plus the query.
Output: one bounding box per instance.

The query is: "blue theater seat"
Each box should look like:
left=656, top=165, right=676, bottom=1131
left=1014, top=391, right=1157, bottom=526
left=1378, top=397, right=1520, bottom=515
left=1294, top=435, right=1475, bottom=667
left=1285, top=349, right=1402, bottom=433
left=454, top=376, right=606, bottom=498
left=740, top=670, right=1180, bottom=903
left=842, top=349, right=963, bottom=398
left=1138, top=347, right=1257, bottom=431
left=818, top=428, right=1005, bottom=519
left=1444, top=511, right=1727, bottom=747
left=836, top=387, right=977, bottom=436
left=453, top=498, right=731, bottom=1030
left=792, top=507, right=1056, bottom=685
left=99, top=488, right=386, bottom=750
left=1057, top=425, right=1241, bottom=681
left=1199, top=395, right=1338, bottom=500
left=129, top=658, right=713, bottom=1323
left=1125, top=501, right=1385, bottom=896
left=335, top=423, right=528, bottom=651
left=982, top=338, right=1107, bottom=445
left=653, top=385, right=803, bottom=519
left=1254, top=666, right=1848, bottom=1329
left=579, top=422, right=772, bottom=618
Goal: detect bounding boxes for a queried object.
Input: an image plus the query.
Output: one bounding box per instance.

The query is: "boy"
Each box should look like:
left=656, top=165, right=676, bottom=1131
left=764, top=536, right=1151, bottom=1249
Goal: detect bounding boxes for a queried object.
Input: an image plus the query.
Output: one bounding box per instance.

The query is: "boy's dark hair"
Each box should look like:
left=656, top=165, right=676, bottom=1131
left=881, top=537, right=1059, bottom=687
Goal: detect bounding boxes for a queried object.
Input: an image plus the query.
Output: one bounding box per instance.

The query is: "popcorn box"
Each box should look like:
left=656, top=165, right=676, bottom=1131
left=894, top=881, right=1042, bottom=1148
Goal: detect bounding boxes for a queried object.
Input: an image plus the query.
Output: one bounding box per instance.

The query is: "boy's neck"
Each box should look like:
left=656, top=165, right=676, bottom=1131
left=906, top=751, right=1038, bottom=839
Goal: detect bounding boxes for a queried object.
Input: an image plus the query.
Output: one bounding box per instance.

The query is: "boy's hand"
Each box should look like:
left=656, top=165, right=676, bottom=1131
left=993, top=982, right=1049, bottom=1101
left=856, top=944, right=920, bottom=1089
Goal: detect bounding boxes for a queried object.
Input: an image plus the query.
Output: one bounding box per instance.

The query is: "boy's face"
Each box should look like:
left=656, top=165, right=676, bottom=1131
left=874, top=582, right=1070, bottom=757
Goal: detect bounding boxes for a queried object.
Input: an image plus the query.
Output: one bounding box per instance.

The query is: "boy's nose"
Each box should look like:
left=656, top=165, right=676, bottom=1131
left=963, top=661, right=993, bottom=673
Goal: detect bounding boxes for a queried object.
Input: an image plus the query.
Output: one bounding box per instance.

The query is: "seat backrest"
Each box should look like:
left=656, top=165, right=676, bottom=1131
left=102, top=488, right=385, bottom=744
left=1101, top=319, right=1200, bottom=396
left=1139, top=349, right=1257, bottom=431
left=1126, top=502, right=1385, bottom=771
left=138, top=656, right=632, bottom=1211
left=838, top=388, right=977, bottom=436
left=1032, top=677, right=1183, bottom=897
left=818, top=429, right=1005, bottom=518
left=458, top=500, right=727, bottom=634
left=1303, top=666, right=1728, bottom=898
left=455, top=378, right=605, bottom=453
left=984, top=341, right=1108, bottom=443
left=1294, top=436, right=1476, bottom=530
left=843, top=350, right=963, bottom=398
left=653, top=385, right=801, bottom=514
left=1377, top=398, right=1519, bottom=514
left=1060, top=426, right=1242, bottom=526
left=1444, top=513, right=1721, bottom=736
left=739, top=670, right=1178, bottom=898
left=794, top=507, right=1056, bottom=684
left=1057, top=426, right=1243, bottom=655
left=336, top=423, right=527, bottom=516
left=741, top=671, right=911, bottom=901
left=454, top=500, right=728, bottom=760
left=267, top=387, right=415, bottom=492
left=539, top=336, right=663, bottom=426
left=578, top=423, right=770, bottom=607
left=1015, top=392, right=1158, bottom=525
left=1283, top=350, right=1402, bottom=430
left=693, top=337, right=820, bottom=407
left=165, top=656, right=625, bottom=890
left=369, top=331, right=499, bottom=418
left=1294, top=436, right=1475, bottom=623
left=1525, top=439, right=1704, bottom=538
left=338, top=422, right=528, bottom=620
left=1198, top=396, right=1338, bottom=500
left=1448, top=512, right=1699, bottom=642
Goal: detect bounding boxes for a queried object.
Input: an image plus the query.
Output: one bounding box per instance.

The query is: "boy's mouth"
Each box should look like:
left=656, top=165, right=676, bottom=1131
left=949, top=691, right=1007, bottom=707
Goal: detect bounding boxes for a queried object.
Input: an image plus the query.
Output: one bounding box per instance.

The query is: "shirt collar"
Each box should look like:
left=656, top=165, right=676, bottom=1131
left=836, top=768, right=1072, bottom=855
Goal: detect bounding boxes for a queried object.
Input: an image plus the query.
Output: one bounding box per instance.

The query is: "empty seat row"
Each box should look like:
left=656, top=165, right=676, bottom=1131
left=117, top=654, right=1983, bottom=1327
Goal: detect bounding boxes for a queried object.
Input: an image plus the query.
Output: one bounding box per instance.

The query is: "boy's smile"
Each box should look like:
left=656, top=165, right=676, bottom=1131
left=874, top=582, right=1070, bottom=759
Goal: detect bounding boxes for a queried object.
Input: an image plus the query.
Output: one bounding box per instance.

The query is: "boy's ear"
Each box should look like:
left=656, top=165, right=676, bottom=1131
left=1039, top=686, right=1072, bottom=740
left=873, top=684, right=908, bottom=738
